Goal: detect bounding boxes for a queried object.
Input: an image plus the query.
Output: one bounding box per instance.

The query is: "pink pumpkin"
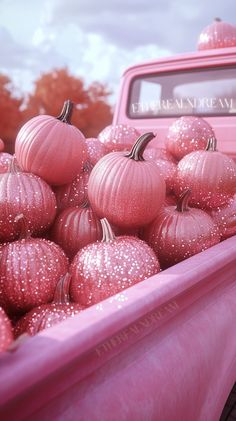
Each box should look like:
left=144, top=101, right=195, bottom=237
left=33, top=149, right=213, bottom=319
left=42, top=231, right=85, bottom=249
left=85, top=138, right=107, bottom=165
left=0, top=307, right=13, bottom=352
left=88, top=132, right=166, bottom=228
left=210, top=194, right=236, bottom=240
left=70, top=218, right=160, bottom=307
left=165, top=116, right=215, bottom=161
left=0, top=163, right=57, bottom=242
left=197, top=18, right=236, bottom=50
left=143, top=190, right=220, bottom=269
left=174, top=138, right=236, bottom=209
left=98, top=124, right=141, bottom=152
left=50, top=204, right=103, bottom=260
left=14, top=274, right=84, bottom=337
left=53, top=162, right=92, bottom=213
left=15, top=100, right=87, bottom=185
left=0, top=237, right=68, bottom=314
left=0, top=153, right=13, bottom=173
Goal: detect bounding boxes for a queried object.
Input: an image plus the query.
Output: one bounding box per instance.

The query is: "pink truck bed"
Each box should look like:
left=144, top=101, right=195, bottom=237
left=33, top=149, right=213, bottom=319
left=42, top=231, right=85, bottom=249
left=1, top=235, right=236, bottom=420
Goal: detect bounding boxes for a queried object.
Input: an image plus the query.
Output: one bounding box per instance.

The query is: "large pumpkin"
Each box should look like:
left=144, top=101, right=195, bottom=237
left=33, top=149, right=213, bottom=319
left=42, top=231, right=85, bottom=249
left=143, top=190, right=220, bottom=269
left=174, top=138, right=236, bottom=209
left=0, top=163, right=57, bottom=242
left=197, top=18, right=236, bottom=50
left=70, top=218, right=160, bottom=307
left=15, top=100, right=87, bottom=185
left=88, top=132, right=166, bottom=227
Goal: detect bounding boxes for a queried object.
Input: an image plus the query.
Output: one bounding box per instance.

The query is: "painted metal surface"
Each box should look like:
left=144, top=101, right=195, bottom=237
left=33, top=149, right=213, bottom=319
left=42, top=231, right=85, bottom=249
left=0, top=236, right=236, bottom=420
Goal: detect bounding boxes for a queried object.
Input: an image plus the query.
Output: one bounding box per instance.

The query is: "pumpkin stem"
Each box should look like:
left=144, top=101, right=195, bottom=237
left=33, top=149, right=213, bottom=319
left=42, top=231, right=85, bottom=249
left=176, top=189, right=191, bottom=212
left=57, top=100, right=73, bottom=124
left=214, top=17, right=221, bottom=22
left=9, top=156, right=21, bottom=174
left=206, top=137, right=217, bottom=152
left=101, top=218, right=116, bottom=242
left=81, top=199, right=89, bottom=208
left=53, top=273, right=71, bottom=304
left=125, top=132, right=155, bottom=161
left=14, top=214, right=32, bottom=240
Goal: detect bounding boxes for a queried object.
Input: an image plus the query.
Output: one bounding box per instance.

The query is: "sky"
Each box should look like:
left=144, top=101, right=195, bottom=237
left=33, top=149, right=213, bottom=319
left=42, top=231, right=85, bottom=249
left=0, top=0, right=235, bottom=103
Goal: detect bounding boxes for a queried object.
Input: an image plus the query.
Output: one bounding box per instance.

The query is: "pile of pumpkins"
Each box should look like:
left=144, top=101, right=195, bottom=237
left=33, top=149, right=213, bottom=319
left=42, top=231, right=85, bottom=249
left=0, top=95, right=236, bottom=352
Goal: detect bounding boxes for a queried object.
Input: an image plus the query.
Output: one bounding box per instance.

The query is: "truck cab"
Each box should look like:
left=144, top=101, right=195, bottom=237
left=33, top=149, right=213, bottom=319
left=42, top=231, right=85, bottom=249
left=113, top=47, right=236, bottom=160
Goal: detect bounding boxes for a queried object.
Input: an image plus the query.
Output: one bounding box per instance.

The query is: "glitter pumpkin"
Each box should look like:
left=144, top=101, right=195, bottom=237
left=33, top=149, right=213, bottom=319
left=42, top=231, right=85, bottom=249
left=53, top=162, right=92, bottom=213
left=197, top=18, right=236, bottom=50
left=210, top=194, right=236, bottom=240
left=0, top=152, right=13, bottom=174
left=0, top=163, right=57, bottom=242
left=98, top=124, right=141, bottom=152
left=15, top=100, right=87, bottom=186
left=143, top=146, right=176, bottom=163
left=0, top=166, right=57, bottom=242
left=0, top=306, right=13, bottom=352
left=85, top=138, right=107, bottom=166
left=50, top=203, right=103, bottom=260
left=165, top=116, right=215, bottom=161
left=143, top=190, right=220, bottom=269
left=14, top=274, right=84, bottom=337
left=0, top=237, right=69, bottom=314
left=174, top=138, right=236, bottom=209
left=88, top=132, right=166, bottom=228
left=70, top=218, right=160, bottom=307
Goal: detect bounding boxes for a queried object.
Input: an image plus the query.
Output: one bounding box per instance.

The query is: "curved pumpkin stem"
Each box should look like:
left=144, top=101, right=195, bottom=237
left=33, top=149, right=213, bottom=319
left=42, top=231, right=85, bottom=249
left=206, top=137, right=217, bottom=152
left=101, top=218, right=116, bottom=242
left=125, top=132, right=155, bottom=161
left=176, top=189, right=191, bottom=212
left=214, top=17, right=221, bottom=22
left=53, top=273, right=71, bottom=304
left=57, top=100, right=73, bottom=125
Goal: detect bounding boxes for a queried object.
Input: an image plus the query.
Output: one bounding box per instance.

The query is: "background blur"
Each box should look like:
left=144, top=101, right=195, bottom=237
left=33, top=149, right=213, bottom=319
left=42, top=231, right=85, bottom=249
left=0, top=0, right=235, bottom=152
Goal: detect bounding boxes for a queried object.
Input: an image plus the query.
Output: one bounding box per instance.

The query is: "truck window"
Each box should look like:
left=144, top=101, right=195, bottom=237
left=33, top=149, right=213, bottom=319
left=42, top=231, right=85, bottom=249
left=128, top=66, right=236, bottom=118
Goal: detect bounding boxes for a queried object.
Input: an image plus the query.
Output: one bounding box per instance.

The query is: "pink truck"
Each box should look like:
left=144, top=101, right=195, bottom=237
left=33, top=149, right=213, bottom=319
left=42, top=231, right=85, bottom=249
left=1, top=47, right=236, bottom=420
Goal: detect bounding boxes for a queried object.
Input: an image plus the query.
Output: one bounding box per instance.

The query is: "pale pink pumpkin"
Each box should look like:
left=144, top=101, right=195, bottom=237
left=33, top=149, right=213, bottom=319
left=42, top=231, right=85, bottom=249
left=70, top=218, right=160, bottom=307
left=14, top=274, right=84, bottom=337
left=98, top=124, right=141, bottom=152
left=210, top=194, right=236, bottom=240
left=165, top=116, right=215, bottom=161
left=174, top=138, right=236, bottom=209
left=143, top=190, right=220, bottom=269
left=0, top=152, right=13, bottom=173
left=85, top=138, right=107, bottom=166
left=15, top=100, right=87, bottom=186
left=88, top=133, right=166, bottom=228
left=197, top=18, right=236, bottom=50
left=0, top=163, right=57, bottom=242
left=53, top=162, right=92, bottom=213
left=50, top=204, right=103, bottom=260
left=0, top=237, right=69, bottom=314
left=0, top=307, right=13, bottom=352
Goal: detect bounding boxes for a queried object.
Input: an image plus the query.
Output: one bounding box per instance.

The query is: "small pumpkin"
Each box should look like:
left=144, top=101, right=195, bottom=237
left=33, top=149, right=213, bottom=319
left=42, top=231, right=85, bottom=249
left=197, top=18, right=236, bottom=50
left=165, top=116, right=215, bottom=161
left=70, top=218, right=160, bottom=307
left=50, top=203, right=103, bottom=260
left=14, top=273, right=84, bottom=337
left=174, top=137, right=236, bottom=209
left=98, top=124, right=141, bottom=152
left=143, top=190, right=220, bottom=269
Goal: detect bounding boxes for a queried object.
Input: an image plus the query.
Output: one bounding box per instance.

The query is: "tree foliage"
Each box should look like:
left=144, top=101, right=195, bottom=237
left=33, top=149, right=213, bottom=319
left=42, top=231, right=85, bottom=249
left=0, top=69, right=113, bottom=153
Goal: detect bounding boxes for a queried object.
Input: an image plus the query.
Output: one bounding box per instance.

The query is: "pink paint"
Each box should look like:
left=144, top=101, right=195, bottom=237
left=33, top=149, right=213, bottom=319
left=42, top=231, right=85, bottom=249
left=0, top=236, right=236, bottom=420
